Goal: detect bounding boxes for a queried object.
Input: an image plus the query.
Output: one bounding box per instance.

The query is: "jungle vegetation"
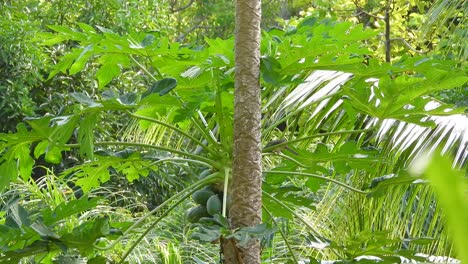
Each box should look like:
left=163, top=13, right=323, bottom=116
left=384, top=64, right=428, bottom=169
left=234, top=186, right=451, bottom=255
left=0, top=0, right=467, bottom=263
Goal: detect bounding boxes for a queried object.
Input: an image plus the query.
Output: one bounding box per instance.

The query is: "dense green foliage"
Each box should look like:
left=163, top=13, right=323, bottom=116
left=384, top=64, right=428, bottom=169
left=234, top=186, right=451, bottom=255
left=0, top=0, right=467, bottom=263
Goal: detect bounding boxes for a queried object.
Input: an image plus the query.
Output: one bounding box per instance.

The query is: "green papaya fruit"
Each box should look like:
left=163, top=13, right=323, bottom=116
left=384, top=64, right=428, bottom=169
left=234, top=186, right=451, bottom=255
left=192, top=189, right=215, bottom=205
left=199, top=169, right=212, bottom=179
left=206, top=194, right=222, bottom=216
left=186, top=205, right=209, bottom=223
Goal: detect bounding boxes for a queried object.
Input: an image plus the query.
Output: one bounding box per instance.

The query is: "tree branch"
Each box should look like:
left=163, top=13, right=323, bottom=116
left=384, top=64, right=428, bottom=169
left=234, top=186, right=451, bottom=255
left=171, top=0, right=195, bottom=13
left=390, top=38, right=428, bottom=54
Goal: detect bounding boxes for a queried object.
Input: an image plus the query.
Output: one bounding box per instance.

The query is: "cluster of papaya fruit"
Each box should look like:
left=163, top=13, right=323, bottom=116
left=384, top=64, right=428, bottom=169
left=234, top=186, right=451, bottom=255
left=186, top=185, right=223, bottom=223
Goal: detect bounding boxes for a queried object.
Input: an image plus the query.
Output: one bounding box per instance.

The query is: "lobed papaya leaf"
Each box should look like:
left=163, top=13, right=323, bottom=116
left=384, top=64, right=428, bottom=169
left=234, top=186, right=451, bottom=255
left=64, top=155, right=151, bottom=193
left=263, top=183, right=317, bottom=210
left=61, top=218, right=110, bottom=255
left=95, top=54, right=130, bottom=88
left=42, top=196, right=100, bottom=226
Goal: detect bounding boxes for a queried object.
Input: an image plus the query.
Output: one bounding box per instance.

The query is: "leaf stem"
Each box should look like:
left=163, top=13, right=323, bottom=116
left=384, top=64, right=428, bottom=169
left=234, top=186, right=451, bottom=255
left=146, top=157, right=213, bottom=168
left=222, top=167, right=230, bottom=217
left=263, top=128, right=375, bottom=152
left=191, top=114, right=219, bottom=145
left=130, top=55, right=162, bottom=79
left=126, top=111, right=216, bottom=155
left=65, top=141, right=220, bottom=168
left=263, top=170, right=369, bottom=194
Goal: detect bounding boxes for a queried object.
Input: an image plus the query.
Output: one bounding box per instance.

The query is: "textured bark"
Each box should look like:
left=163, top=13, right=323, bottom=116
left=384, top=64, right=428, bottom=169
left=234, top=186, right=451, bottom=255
left=222, top=0, right=262, bottom=263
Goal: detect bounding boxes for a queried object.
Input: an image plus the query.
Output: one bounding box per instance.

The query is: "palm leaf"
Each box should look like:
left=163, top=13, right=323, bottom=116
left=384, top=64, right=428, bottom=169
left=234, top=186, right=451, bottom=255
left=423, top=0, right=467, bottom=61
left=264, top=69, right=467, bottom=259
left=271, top=69, right=468, bottom=168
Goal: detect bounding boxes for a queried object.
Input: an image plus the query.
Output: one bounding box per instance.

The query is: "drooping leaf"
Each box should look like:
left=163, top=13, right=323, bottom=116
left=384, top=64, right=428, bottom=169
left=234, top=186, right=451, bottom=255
left=96, top=62, right=120, bottom=89
left=16, top=144, right=34, bottom=181
left=263, top=183, right=317, bottom=210
left=44, top=146, right=62, bottom=164
left=0, top=161, right=16, bottom=190
left=7, top=203, right=30, bottom=228
left=365, top=173, right=428, bottom=198
left=143, top=78, right=177, bottom=97
left=87, top=256, right=108, bottom=264
left=70, top=93, right=100, bottom=107
left=64, top=155, right=150, bottom=192
left=50, top=115, right=80, bottom=146
left=226, top=223, right=277, bottom=247
left=69, top=45, right=94, bottom=75
left=78, top=112, right=98, bottom=160
left=261, top=56, right=283, bottom=85
left=30, top=222, right=60, bottom=239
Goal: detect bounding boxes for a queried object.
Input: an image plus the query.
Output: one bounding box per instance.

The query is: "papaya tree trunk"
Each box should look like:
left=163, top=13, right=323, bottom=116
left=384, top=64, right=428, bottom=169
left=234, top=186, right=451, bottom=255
left=222, top=0, right=262, bottom=263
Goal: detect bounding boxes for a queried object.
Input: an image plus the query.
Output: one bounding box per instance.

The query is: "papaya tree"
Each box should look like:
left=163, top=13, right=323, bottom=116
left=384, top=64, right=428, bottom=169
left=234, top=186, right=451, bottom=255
left=222, top=0, right=263, bottom=262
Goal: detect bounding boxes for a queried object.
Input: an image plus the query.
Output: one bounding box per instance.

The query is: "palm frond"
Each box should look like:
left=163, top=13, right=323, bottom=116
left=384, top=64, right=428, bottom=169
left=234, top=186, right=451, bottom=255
left=265, top=69, right=467, bottom=259
left=272, top=70, right=468, bottom=168
left=423, top=0, right=467, bottom=61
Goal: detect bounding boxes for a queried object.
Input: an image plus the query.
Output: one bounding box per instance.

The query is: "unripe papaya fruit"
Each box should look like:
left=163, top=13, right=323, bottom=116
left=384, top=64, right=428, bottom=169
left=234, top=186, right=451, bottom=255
left=202, top=185, right=219, bottom=194
left=206, top=194, right=222, bottom=216
left=186, top=205, right=209, bottom=223
left=192, top=189, right=215, bottom=205
left=199, top=169, right=212, bottom=179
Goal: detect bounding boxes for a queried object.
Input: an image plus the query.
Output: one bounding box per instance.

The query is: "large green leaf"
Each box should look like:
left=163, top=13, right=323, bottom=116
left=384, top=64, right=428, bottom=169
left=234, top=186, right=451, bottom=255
left=61, top=218, right=110, bottom=255
left=420, top=153, right=468, bottom=263
left=42, top=196, right=100, bottom=225
left=78, top=112, right=98, bottom=160
left=64, top=155, right=150, bottom=192
left=95, top=54, right=130, bottom=88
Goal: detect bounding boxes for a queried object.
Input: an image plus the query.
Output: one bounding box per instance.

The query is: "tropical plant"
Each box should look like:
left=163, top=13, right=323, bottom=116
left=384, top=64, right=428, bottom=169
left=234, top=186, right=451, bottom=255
left=0, top=13, right=467, bottom=264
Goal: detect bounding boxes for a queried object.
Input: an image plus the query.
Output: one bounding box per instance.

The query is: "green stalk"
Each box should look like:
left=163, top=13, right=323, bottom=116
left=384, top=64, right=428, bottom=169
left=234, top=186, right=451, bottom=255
left=222, top=167, right=230, bottom=217
left=263, top=205, right=299, bottom=263
left=65, top=141, right=220, bottom=168
left=126, top=111, right=216, bottom=155
left=130, top=54, right=162, bottom=79
left=262, top=152, right=308, bottom=168
left=118, top=178, right=214, bottom=264
left=147, top=158, right=213, bottom=168
left=262, top=128, right=375, bottom=153
left=213, top=72, right=228, bottom=151
left=264, top=170, right=369, bottom=194
left=191, top=114, right=219, bottom=145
